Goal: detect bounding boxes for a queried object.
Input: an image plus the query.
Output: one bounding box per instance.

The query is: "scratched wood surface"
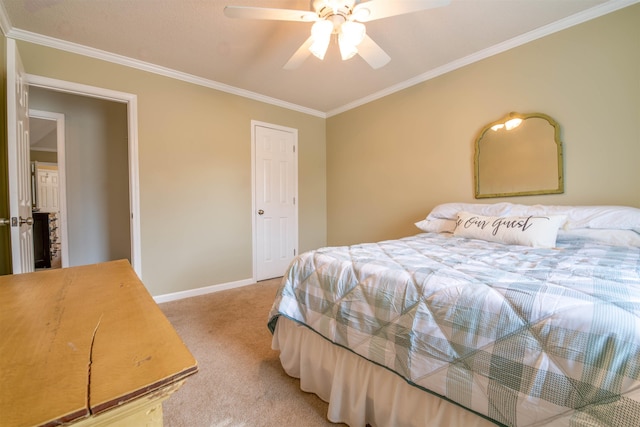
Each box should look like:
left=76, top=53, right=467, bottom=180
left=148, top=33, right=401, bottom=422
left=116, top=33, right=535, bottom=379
left=0, top=260, right=197, bottom=426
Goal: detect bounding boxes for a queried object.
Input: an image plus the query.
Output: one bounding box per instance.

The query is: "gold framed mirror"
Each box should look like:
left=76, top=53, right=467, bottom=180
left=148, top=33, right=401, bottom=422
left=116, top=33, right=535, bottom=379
left=474, top=112, right=564, bottom=199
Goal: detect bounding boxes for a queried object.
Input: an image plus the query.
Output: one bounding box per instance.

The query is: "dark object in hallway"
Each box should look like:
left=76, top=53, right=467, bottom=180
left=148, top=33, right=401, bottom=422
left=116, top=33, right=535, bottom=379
left=33, top=212, right=51, bottom=269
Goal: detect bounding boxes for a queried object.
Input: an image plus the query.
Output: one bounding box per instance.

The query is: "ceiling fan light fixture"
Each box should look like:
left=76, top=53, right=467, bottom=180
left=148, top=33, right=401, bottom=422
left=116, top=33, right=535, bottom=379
left=338, top=39, right=358, bottom=60
left=309, top=39, right=330, bottom=60
left=226, top=0, right=450, bottom=69
left=309, top=20, right=333, bottom=60
left=340, top=21, right=365, bottom=46
left=338, top=21, right=365, bottom=61
left=311, top=19, right=334, bottom=38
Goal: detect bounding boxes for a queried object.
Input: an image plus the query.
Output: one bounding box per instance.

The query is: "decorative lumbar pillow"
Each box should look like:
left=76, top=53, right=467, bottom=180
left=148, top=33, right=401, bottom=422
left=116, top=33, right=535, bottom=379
left=453, top=211, right=567, bottom=248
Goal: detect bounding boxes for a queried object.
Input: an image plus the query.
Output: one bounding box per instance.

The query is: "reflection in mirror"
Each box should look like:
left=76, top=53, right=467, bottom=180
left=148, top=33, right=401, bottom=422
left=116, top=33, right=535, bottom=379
left=474, top=112, right=564, bottom=198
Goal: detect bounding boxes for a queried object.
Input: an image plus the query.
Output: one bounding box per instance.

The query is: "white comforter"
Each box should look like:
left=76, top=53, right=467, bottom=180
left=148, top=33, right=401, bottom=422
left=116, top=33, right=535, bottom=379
left=269, top=233, right=640, bottom=426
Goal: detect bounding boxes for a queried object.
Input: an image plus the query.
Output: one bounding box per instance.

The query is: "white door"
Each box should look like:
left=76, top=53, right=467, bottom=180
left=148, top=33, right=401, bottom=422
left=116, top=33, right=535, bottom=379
left=254, top=122, right=298, bottom=281
left=36, top=167, right=60, bottom=213
left=6, top=38, right=34, bottom=274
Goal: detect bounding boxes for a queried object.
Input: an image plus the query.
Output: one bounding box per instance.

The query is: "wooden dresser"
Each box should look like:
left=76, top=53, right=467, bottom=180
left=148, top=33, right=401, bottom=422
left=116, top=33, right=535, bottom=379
left=0, top=260, right=198, bottom=426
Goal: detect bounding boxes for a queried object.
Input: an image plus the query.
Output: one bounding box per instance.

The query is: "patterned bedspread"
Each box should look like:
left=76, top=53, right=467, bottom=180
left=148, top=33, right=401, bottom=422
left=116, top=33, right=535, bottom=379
left=268, top=233, right=640, bottom=426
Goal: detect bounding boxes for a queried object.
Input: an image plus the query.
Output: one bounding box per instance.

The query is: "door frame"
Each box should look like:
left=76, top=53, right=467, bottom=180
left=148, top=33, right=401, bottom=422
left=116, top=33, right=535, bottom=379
left=27, top=74, right=142, bottom=277
left=28, top=109, right=70, bottom=268
left=251, top=120, right=298, bottom=282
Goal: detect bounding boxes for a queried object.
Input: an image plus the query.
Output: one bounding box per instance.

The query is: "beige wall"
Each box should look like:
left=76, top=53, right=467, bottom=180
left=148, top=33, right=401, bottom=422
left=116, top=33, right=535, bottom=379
left=16, top=42, right=327, bottom=296
left=326, top=5, right=640, bottom=246
left=30, top=150, right=58, bottom=164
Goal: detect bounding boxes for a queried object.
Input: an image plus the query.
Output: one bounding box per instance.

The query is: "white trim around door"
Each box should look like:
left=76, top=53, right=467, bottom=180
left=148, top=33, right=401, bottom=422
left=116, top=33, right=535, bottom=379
left=26, top=74, right=142, bottom=278
left=251, top=120, right=299, bottom=282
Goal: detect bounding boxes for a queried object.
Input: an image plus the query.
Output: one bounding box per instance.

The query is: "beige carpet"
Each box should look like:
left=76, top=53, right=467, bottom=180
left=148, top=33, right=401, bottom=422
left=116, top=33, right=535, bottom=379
left=159, top=278, right=346, bottom=427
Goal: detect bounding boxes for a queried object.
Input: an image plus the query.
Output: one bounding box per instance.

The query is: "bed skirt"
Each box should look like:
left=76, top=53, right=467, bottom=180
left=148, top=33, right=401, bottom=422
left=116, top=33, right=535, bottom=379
left=272, top=317, right=497, bottom=427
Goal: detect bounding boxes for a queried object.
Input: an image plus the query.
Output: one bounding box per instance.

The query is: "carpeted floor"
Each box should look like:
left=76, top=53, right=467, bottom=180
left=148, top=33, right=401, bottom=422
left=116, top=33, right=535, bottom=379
left=159, top=278, right=346, bottom=427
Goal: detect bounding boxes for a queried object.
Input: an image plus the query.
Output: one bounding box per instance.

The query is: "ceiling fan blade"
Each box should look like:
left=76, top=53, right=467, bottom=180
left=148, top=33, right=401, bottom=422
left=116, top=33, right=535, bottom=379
left=357, top=34, right=391, bottom=69
left=353, top=0, right=450, bottom=23
left=224, top=6, right=317, bottom=22
left=283, top=36, right=314, bottom=70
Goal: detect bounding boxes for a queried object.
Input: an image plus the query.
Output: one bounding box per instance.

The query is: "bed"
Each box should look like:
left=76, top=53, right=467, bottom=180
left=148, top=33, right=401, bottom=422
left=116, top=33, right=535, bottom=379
left=268, top=203, right=640, bottom=427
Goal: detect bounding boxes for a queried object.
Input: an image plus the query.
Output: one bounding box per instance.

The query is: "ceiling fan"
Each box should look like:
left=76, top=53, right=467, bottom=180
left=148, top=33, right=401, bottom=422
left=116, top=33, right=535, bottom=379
left=224, top=0, right=450, bottom=70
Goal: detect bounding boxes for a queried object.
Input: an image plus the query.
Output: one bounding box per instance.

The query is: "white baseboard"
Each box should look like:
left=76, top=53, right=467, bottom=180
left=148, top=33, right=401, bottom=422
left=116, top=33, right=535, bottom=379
left=153, top=277, right=256, bottom=304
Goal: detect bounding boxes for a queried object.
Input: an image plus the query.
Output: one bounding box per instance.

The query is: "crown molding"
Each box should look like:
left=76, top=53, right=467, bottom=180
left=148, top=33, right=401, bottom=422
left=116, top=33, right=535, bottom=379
left=4, top=27, right=326, bottom=119
left=30, top=147, right=58, bottom=153
left=326, top=0, right=640, bottom=117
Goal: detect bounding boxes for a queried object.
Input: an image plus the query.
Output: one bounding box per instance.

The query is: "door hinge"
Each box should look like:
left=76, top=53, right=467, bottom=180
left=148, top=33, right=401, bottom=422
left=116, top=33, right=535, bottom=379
left=293, top=145, right=296, bottom=153
left=293, top=197, right=296, bottom=205
left=294, top=249, right=296, bottom=256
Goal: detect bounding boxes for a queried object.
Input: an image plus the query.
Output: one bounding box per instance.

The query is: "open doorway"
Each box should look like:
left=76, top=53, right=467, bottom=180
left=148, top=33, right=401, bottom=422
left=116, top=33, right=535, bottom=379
left=28, top=86, right=132, bottom=270
left=21, top=74, right=141, bottom=277
left=29, top=110, right=68, bottom=270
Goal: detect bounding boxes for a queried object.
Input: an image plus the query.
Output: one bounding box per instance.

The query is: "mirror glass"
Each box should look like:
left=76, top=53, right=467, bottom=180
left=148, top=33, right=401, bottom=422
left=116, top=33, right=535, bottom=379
left=474, top=112, right=564, bottom=198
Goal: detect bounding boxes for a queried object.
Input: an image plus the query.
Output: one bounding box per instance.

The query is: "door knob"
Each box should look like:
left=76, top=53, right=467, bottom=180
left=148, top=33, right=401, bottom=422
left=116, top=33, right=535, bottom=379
left=0, top=218, right=10, bottom=226
left=258, top=209, right=264, bottom=215
left=19, top=216, right=33, bottom=226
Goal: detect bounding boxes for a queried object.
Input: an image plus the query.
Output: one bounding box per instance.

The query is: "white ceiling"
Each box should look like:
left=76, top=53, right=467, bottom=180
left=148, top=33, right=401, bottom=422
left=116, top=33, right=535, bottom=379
left=1, top=0, right=636, bottom=116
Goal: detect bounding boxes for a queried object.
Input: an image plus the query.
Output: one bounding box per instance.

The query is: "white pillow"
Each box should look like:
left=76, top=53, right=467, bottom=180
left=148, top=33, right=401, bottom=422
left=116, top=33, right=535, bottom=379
left=426, top=203, right=640, bottom=233
left=453, top=211, right=566, bottom=248
left=415, top=218, right=457, bottom=233
left=556, top=206, right=640, bottom=232
left=427, top=202, right=514, bottom=220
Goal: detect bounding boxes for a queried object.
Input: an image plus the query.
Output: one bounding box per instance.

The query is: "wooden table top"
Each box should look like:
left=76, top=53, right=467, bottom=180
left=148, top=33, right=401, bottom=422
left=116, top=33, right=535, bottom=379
left=0, top=260, right=198, bottom=427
